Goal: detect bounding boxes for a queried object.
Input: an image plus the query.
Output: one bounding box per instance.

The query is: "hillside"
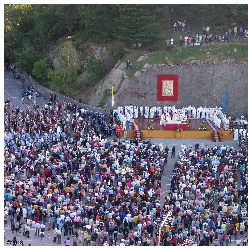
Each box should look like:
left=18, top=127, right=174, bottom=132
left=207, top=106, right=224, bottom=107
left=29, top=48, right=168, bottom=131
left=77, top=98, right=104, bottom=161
left=52, top=5, right=248, bottom=114
left=5, top=4, right=248, bottom=116
left=65, top=40, right=248, bottom=117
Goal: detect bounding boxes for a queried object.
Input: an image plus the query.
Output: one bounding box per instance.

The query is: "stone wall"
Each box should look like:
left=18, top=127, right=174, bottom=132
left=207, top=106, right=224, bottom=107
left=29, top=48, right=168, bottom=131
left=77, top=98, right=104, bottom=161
left=110, top=59, right=248, bottom=117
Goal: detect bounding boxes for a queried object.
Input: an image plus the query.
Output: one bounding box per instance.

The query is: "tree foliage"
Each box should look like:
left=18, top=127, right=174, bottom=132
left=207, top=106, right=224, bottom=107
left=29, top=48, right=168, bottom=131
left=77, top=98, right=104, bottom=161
left=48, top=41, right=80, bottom=94
left=4, top=4, right=247, bottom=94
left=86, top=59, right=107, bottom=85
left=5, top=4, right=246, bottom=66
left=116, top=5, right=159, bottom=44
left=228, top=4, right=248, bottom=23
left=15, top=47, right=41, bottom=74
left=32, top=58, right=50, bottom=86
left=82, top=4, right=120, bottom=41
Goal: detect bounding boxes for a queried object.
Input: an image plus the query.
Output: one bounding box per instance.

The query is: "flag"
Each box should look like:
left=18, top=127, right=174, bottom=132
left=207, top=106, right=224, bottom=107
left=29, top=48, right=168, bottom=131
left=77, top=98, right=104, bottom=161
left=222, top=88, right=226, bottom=112
left=111, top=85, right=114, bottom=107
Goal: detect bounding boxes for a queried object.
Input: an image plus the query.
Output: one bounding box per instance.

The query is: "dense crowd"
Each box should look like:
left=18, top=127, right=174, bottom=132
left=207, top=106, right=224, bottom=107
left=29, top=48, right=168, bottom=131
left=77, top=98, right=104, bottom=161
left=4, top=96, right=248, bottom=246
left=4, top=99, right=167, bottom=246
left=159, top=141, right=248, bottom=246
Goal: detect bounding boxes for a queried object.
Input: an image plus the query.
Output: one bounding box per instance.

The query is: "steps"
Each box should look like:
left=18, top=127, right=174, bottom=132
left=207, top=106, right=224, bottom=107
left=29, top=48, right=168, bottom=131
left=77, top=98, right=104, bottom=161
left=206, top=119, right=222, bottom=142
left=212, top=130, right=220, bottom=142
left=134, top=130, right=143, bottom=140
left=132, top=119, right=143, bottom=140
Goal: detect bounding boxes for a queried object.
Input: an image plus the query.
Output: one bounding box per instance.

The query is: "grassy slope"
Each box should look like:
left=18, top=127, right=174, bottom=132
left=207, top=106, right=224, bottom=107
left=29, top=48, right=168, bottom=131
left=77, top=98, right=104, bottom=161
left=71, top=5, right=248, bottom=104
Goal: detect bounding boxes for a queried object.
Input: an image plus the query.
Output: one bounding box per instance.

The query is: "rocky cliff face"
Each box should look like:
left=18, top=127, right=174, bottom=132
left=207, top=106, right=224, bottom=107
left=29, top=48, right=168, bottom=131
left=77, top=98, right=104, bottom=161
left=98, top=59, right=248, bottom=117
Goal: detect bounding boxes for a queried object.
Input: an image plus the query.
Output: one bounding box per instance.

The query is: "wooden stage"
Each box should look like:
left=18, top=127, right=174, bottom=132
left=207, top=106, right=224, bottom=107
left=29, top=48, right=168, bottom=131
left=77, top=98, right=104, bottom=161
left=122, top=117, right=233, bottom=140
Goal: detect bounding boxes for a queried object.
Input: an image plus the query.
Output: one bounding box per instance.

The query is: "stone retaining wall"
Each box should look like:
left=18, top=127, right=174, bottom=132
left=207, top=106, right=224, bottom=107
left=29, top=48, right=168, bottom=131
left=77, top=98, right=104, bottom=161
left=110, top=59, right=248, bottom=117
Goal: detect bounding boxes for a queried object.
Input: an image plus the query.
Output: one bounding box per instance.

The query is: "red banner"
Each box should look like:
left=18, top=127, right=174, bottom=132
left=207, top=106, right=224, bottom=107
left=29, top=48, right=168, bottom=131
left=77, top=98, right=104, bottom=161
left=157, top=74, right=178, bottom=101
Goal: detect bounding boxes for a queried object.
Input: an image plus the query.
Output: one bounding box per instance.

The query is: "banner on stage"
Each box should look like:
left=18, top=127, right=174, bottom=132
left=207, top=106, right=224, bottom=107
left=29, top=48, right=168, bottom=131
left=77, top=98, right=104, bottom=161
left=157, top=74, right=178, bottom=101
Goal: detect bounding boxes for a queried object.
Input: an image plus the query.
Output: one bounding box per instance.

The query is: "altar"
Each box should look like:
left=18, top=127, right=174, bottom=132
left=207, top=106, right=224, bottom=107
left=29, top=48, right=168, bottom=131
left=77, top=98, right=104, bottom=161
left=163, top=122, right=188, bottom=130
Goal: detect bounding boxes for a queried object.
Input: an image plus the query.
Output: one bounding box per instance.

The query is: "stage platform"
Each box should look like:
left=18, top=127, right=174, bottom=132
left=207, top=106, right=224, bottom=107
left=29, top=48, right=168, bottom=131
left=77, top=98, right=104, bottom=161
left=122, top=117, right=233, bottom=140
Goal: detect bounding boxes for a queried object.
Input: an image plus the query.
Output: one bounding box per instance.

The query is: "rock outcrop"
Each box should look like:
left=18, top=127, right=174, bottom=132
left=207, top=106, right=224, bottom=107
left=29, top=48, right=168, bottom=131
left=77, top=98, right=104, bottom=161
left=100, top=59, right=248, bottom=117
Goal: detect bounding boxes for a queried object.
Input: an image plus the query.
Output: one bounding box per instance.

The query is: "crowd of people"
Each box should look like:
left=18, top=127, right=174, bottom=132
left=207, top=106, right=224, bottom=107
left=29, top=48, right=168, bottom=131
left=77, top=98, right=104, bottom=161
left=4, top=98, right=169, bottom=246
left=168, top=22, right=248, bottom=47
left=4, top=94, right=248, bottom=246
left=115, top=105, right=231, bottom=130
left=159, top=141, right=248, bottom=246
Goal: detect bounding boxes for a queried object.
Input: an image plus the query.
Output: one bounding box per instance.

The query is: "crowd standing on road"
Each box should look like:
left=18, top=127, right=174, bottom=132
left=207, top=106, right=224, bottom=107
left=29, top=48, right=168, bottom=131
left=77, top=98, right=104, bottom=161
left=159, top=141, right=248, bottom=246
left=4, top=98, right=169, bottom=246
left=4, top=95, right=248, bottom=246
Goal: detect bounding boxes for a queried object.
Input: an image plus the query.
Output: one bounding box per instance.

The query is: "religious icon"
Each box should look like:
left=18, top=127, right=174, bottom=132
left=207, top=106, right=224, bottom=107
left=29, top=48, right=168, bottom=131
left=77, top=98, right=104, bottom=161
left=162, top=80, right=174, bottom=96
left=157, top=74, right=178, bottom=101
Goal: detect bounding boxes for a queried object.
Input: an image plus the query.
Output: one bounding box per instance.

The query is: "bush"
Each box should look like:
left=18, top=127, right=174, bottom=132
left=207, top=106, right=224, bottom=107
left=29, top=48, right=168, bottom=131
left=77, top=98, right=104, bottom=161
left=110, top=47, right=124, bottom=59
left=98, top=89, right=111, bottom=108
left=32, top=58, right=50, bottom=86
left=86, top=59, right=107, bottom=85
left=148, top=40, right=164, bottom=52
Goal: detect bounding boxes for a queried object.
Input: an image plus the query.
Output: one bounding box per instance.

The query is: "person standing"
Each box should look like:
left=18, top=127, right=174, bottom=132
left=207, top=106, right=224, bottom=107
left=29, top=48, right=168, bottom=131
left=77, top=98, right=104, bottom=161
left=35, top=221, right=41, bottom=237
left=243, top=236, right=247, bottom=246
left=171, top=146, right=175, bottom=158
left=126, top=60, right=131, bottom=70
left=57, top=228, right=62, bottom=244
left=53, top=228, right=58, bottom=243
left=25, top=224, right=30, bottom=238
left=240, top=26, right=244, bottom=37
left=65, top=236, right=71, bottom=246
left=47, top=223, right=52, bottom=238
left=40, top=229, right=45, bottom=245
left=234, top=26, right=237, bottom=37
left=53, top=94, right=57, bottom=105
left=174, top=22, right=177, bottom=32
left=170, top=38, right=174, bottom=46
left=72, top=235, right=78, bottom=246
left=236, top=237, right=241, bottom=246
left=49, top=93, right=53, bottom=103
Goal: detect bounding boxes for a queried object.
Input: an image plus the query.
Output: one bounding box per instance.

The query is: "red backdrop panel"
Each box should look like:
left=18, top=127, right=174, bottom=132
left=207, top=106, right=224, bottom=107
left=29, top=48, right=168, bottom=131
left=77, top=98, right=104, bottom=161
left=157, top=74, right=178, bottom=101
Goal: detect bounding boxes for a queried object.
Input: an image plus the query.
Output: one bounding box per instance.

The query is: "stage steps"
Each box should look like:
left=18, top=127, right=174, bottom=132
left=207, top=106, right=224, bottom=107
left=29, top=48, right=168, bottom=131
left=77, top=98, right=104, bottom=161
left=132, top=119, right=143, bottom=140
left=206, top=119, right=222, bottom=142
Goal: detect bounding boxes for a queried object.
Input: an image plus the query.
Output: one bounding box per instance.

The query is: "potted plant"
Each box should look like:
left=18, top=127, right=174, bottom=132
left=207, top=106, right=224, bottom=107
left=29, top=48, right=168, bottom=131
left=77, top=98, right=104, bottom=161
left=199, top=121, right=207, bottom=131
left=174, top=126, right=182, bottom=138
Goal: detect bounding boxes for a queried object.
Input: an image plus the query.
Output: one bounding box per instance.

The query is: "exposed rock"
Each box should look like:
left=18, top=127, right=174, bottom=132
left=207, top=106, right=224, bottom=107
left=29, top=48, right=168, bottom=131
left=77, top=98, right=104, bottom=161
left=101, top=60, right=248, bottom=117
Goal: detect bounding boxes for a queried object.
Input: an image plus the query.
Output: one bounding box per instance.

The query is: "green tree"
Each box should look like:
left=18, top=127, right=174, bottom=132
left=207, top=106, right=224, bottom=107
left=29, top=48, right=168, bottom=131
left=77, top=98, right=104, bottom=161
left=116, top=5, right=159, bottom=44
left=86, top=59, right=107, bottom=85
left=32, top=58, right=50, bottom=86
left=15, top=47, right=40, bottom=74
left=4, top=4, right=34, bottom=63
left=228, top=4, right=248, bottom=23
left=82, top=4, right=120, bottom=41
left=48, top=41, right=80, bottom=94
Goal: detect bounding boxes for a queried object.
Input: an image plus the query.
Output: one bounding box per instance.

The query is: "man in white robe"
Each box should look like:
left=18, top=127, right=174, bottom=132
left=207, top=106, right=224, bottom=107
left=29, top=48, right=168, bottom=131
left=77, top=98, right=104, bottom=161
left=133, top=107, right=139, bottom=118
left=144, top=106, right=149, bottom=118
left=160, top=113, right=166, bottom=125
left=139, top=106, right=144, bottom=117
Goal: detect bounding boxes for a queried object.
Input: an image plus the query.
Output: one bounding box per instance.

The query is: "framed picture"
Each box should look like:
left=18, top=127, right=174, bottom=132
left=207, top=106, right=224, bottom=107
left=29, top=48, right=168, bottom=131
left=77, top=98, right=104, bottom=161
left=157, top=74, right=178, bottom=101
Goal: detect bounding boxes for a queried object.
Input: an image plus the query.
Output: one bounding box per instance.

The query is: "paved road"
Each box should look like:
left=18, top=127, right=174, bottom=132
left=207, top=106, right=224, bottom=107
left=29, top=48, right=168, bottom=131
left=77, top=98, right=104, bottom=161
left=3, top=69, right=240, bottom=246
left=4, top=69, right=48, bottom=111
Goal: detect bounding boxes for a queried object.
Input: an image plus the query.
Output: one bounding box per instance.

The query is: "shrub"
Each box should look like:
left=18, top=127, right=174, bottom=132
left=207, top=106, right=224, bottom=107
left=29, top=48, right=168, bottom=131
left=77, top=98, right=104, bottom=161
left=110, top=47, right=124, bottom=59
left=86, top=59, right=107, bottom=85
